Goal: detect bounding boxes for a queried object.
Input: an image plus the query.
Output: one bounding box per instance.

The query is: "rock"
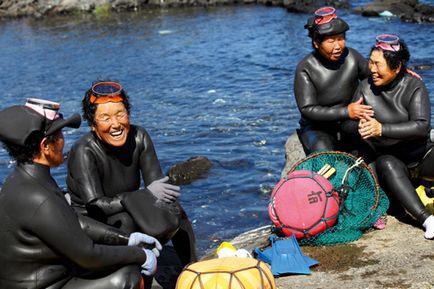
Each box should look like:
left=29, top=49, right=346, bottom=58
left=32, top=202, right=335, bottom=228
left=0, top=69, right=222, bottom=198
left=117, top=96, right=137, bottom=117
left=283, top=0, right=349, bottom=14
left=167, top=156, right=212, bottom=185
left=224, top=132, right=434, bottom=288
left=353, top=0, right=434, bottom=23
left=281, top=131, right=305, bottom=177
left=228, top=213, right=434, bottom=288
left=0, top=0, right=352, bottom=18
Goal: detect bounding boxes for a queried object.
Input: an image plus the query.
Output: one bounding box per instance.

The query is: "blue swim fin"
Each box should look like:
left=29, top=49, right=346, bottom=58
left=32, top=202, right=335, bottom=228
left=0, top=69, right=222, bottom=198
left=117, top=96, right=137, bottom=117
left=270, top=234, right=315, bottom=276
left=254, top=246, right=272, bottom=264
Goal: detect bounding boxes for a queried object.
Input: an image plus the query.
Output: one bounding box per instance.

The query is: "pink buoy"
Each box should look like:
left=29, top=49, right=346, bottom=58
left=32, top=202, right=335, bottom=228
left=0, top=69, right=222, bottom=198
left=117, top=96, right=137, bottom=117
left=268, top=170, right=339, bottom=239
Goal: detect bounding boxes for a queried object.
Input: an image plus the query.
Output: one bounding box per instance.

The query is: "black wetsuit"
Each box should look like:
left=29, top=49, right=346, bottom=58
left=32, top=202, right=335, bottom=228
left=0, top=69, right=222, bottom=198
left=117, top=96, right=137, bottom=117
left=0, top=162, right=145, bottom=289
left=343, top=73, right=432, bottom=223
left=67, top=125, right=196, bottom=289
left=294, top=47, right=370, bottom=154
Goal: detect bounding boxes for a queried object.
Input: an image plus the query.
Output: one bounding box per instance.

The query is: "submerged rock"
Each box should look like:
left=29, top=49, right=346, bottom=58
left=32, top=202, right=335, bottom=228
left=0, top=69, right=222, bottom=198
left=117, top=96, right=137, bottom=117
left=167, top=156, right=212, bottom=185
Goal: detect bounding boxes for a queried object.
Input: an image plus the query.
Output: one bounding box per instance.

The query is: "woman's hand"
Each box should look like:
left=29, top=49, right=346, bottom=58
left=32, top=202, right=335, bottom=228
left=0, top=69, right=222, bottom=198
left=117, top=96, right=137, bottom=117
left=147, top=176, right=181, bottom=203
left=358, top=115, right=382, bottom=139
left=348, top=98, right=374, bottom=120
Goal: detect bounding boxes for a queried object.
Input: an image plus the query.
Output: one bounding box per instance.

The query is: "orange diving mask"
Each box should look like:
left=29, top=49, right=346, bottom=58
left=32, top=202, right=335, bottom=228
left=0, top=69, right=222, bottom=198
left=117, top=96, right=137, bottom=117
left=90, top=81, right=124, bottom=104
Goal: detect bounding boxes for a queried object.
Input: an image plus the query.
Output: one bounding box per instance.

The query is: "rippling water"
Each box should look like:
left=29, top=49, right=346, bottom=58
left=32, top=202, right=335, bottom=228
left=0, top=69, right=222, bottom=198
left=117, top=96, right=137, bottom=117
left=0, top=4, right=433, bottom=255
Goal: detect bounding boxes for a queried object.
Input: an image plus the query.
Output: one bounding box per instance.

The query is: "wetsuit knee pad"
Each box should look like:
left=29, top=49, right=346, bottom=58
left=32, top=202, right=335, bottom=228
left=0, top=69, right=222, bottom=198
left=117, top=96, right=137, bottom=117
left=107, top=212, right=136, bottom=234
left=376, top=155, right=407, bottom=179
left=300, top=130, right=336, bottom=154
left=110, top=265, right=142, bottom=289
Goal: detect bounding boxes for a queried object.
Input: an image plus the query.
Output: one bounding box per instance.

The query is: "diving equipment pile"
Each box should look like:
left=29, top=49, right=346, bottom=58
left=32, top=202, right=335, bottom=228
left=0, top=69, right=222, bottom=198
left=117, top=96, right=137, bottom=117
left=287, top=151, right=389, bottom=246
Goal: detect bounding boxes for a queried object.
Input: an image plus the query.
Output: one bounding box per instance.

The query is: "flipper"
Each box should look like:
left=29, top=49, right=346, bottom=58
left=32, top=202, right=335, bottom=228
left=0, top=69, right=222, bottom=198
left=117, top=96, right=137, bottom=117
left=270, top=234, right=314, bottom=276
left=289, top=235, right=319, bottom=268
left=254, top=246, right=272, bottom=264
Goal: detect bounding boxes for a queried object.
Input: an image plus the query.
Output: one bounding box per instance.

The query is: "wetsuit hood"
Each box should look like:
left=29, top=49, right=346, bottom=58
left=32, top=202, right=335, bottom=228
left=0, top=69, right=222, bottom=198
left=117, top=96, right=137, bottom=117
left=0, top=105, right=81, bottom=146
left=305, top=17, right=349, bottom=37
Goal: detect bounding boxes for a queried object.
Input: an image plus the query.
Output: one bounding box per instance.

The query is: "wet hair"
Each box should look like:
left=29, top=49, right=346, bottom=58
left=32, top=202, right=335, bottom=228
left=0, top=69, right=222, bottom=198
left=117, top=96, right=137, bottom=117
left=370, top=39, right=410, bottom=73
left=2, top=131, right=59, bottom=164
left=82, top=80, right=131, bottom=127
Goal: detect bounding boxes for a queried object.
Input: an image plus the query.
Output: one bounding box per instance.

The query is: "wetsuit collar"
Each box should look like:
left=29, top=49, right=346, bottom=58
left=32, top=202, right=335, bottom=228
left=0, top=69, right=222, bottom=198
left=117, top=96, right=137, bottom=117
left=18, top=162, right=60, bottom=193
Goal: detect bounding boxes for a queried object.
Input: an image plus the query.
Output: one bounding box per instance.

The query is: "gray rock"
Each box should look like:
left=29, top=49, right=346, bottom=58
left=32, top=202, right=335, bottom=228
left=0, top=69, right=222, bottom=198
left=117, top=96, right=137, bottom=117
left=281, top=131, right=306, bottom=177
left=353, top=0, right=434, bottom=23
left=283, top=0, right=349, bottom=13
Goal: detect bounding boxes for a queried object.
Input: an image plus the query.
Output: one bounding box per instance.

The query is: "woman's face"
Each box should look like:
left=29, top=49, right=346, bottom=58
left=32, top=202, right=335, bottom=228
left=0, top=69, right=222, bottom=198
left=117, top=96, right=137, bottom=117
left=368, top=49, right=401, bottom=87
left=92, top=102, right=130, bottom=147
left=46, top=131, right=65, bottom=167
left=314, top=33, right=346, bottom=61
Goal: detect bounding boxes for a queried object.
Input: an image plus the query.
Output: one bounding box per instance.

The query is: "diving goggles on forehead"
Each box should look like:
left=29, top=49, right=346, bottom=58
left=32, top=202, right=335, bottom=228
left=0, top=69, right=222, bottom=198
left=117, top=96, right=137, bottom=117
left=314, top=6, right=337, bottom=25
left=90, top=81, right=124, bottom=104
left=375, top=34, right=401, bottom=52
left=25, top=98, right=61, bottom=120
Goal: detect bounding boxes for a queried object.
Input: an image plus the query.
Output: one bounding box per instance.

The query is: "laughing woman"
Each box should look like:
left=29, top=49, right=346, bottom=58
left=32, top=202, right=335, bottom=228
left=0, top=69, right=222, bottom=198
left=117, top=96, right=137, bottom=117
left=344, top=34, right=434, bottom=239
left=66, top=81, right=196, bottom=289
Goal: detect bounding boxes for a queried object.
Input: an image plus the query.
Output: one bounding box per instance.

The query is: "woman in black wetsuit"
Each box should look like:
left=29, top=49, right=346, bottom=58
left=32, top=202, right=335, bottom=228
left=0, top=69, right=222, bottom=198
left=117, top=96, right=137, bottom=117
left=66, top=81, right=196, bottom=289
left=344, top=34, right=434, bottom=239
left=294, top=6, right=373, bottom=154
left=0, top=98, right=161, bottom=288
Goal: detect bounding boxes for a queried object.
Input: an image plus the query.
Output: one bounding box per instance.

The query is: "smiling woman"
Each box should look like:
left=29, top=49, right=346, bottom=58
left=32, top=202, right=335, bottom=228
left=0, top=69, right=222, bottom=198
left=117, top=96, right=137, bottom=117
left=66, top=80, right=196, bottom=289
left=343, top=34, right=434, bottom=240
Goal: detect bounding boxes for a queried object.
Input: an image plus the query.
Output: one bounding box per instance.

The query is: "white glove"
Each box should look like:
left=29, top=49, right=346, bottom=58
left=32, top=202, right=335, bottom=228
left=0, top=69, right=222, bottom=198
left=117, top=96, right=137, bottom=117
left=141, top=249, right=157, bottom=276
left=147, top=176, right=181, bottom=203
left=128, top=232, right=162, bottom=257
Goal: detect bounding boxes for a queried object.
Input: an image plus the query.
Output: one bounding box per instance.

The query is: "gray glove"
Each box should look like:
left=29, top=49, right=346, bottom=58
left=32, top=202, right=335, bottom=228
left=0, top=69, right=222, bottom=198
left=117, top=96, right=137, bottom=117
left=128, top=232, right=162, bottom=257
left=141, top=249, right=157, bottom=276
left=147, top=176, right=181, bottom=203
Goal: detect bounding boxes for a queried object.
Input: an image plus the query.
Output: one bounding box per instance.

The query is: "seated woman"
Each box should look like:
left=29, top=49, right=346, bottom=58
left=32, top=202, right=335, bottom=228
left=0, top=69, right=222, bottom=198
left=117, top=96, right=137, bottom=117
left=294, top=6, right=373, bottom=154
left=0, top=98, right=161, bottom=288
left=66, top=81, right=196, bottom=289
left=343, top=34, right=434, bottom=239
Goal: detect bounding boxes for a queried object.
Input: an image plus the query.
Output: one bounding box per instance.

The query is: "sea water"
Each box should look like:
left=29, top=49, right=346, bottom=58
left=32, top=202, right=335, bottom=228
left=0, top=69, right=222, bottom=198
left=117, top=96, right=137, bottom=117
left=0, top=4, right=433, bottom=255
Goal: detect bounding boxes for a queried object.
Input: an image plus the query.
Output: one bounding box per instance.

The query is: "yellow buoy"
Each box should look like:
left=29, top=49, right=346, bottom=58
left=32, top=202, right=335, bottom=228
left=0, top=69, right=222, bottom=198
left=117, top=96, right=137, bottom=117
left=175, top=257, right=276, bottom=289
left=416, top=185, right=434, bottom=214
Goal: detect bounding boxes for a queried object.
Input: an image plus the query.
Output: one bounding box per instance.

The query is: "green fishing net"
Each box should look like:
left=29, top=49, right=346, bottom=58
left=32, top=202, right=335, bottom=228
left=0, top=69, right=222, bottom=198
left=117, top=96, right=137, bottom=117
left=285, top=151, right=389, bottom=246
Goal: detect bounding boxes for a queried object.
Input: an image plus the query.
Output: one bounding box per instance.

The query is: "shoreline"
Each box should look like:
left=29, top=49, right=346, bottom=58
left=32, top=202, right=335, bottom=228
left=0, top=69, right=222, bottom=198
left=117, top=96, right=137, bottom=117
left=1, top=0, right=433, bottom=23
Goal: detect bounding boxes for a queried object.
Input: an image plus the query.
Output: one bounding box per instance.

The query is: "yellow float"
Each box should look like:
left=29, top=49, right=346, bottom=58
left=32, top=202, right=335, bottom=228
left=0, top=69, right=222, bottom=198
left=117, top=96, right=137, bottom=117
left=175, top=257, right=276, bottom=289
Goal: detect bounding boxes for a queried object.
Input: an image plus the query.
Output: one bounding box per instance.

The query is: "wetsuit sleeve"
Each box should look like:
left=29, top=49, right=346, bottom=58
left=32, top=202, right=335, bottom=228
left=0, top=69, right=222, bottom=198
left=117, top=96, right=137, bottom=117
left=381, top=86, right=431, bottom=139
left=294, top=65, right=348, bottom=121
left=138, top=129, right=165, bottom=186
left=341, top=85, right=364, bottom=134
left=68, top=146, right=124, bottom=216
left=29, top=197, right=146, bottom=270
left=355, top=50, right=370, bottom=80
left=77, top=214, right=129, bottom=245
